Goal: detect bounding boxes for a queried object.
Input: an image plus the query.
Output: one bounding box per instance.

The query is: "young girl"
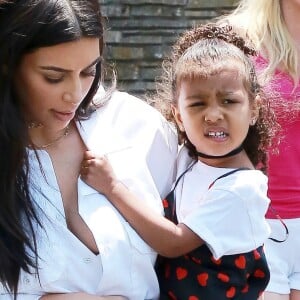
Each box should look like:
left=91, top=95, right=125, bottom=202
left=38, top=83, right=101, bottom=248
left=80, top=24, right=279, bottom=299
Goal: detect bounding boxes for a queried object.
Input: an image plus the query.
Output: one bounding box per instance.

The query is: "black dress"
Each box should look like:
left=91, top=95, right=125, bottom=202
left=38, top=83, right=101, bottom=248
left=156, top=167, right=270, bottom=300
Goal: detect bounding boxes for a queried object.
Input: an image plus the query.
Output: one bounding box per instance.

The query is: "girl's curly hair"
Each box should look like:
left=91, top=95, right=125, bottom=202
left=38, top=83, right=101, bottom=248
left=149, top=23, right=280, bottom=172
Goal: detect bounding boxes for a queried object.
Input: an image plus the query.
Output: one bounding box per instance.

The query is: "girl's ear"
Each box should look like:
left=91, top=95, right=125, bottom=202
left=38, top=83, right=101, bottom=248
left=250, top=95, right=261, bottom=126
left=171, top=104, right=185, bottom=132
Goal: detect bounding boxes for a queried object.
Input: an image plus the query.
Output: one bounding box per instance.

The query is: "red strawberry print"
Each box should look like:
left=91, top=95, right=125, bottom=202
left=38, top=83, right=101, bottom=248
left=235, top=255, right=246, bottom=269
left=226, top=286, right=236, bottom=298
left=176, top=267, right=188, bottom=280
left=162, top=199, right=169, bottom=208
left=254, top=269, right=265, bottom=278
left=241, top=284, right=249, bottom=293
left=211, top=256, right=222, bottom=265
left=217, top=272, right=230, bottom=283
left=253, top=249, right=261, bottom=260
left=197, top=273, right=209, bottom=286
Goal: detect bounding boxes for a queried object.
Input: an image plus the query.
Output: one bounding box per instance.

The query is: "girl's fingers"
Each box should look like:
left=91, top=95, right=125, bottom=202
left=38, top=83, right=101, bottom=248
left=83, top=150, right=95, bottom=159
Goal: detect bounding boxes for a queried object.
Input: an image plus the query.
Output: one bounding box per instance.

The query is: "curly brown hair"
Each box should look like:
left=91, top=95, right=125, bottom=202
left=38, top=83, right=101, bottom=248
left=150, top=23, right=280, bottom=171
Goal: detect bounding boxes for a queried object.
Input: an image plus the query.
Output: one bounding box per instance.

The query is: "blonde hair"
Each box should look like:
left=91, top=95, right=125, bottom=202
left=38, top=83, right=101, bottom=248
left=221, top=0, right=298, bottom=84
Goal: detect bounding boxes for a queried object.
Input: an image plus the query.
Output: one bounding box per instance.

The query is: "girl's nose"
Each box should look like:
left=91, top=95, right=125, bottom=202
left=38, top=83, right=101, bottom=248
left=204, top=106, right=223, bottom=123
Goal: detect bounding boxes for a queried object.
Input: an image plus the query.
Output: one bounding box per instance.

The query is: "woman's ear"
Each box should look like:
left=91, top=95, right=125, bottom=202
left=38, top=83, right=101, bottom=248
left=250, top=95, right=261, bottom=126
left=171, top=104, right=185, bottom=132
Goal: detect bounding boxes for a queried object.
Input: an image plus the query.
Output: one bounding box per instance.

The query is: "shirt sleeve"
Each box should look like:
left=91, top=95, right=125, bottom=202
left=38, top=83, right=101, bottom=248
left=182, top=174, right=270, bottom=259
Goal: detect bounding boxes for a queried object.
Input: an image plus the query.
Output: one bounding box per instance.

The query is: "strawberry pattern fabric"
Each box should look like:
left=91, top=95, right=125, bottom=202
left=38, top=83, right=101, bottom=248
left=156, top=168, right=270, bottom=299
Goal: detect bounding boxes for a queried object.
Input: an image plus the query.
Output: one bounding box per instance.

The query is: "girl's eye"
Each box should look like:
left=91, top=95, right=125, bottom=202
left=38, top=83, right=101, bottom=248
left=189, top=102, right=204, bottom=107
left=223, top=99, right=234, bottom=104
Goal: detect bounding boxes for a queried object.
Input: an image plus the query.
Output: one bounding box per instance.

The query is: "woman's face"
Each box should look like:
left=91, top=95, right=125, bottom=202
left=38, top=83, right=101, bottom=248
left=14, top=38, right=101, bottom=131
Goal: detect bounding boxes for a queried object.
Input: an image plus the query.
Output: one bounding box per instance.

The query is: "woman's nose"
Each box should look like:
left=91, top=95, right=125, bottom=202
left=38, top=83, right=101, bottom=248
left=62, top=79, right=84, bottom=105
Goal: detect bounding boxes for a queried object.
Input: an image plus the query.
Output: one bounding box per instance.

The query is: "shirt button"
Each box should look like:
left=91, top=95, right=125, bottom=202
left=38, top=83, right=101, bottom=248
left=23, top=277, right=30, bottom=284
left=55, top=213, right=63, bottom=222
left=83, top=257, right=92, bottom=264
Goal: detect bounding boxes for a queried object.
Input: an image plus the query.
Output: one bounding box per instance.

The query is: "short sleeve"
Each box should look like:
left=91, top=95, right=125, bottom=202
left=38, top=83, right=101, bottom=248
left=182, top=172, right=270, bottom=259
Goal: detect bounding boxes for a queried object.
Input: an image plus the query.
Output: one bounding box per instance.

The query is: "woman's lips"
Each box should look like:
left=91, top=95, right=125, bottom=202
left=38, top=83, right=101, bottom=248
left=52, top=110, right=75, bottom=122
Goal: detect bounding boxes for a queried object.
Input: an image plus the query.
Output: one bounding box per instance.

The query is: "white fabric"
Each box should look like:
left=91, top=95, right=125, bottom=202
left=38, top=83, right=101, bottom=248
left=265, top=218, right=300, bottom=294
left=0, top=90, right=178, bottom=300
left=175, top=147, right=271, bottom=259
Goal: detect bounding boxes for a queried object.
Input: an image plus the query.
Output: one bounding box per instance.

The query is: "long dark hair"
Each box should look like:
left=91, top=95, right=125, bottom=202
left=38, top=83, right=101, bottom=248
left=0, top=0, right=103, bottom=294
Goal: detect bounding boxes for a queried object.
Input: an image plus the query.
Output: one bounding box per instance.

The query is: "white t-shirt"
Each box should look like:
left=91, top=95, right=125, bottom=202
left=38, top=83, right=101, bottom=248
left=175, top=147, right=271, bottom=259
left=0, top=90, right=178, bottom=300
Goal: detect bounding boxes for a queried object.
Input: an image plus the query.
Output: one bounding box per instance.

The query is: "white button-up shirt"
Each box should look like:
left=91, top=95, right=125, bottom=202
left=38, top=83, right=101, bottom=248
left=0, top=91, right=178, bottom=300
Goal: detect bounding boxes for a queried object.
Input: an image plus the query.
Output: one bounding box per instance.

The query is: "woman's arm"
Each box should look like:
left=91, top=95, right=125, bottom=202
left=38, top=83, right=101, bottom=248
left=40, top=293, right=127, bottom=300
left=80, top=151, right=203, bottom=257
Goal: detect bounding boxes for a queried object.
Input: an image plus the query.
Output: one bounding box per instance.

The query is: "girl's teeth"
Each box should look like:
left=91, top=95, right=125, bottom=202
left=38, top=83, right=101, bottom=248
left=208, top=132, right=226, bottom=137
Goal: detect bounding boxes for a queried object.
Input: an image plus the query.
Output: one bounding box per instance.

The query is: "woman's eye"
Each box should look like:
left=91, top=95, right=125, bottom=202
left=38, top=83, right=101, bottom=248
left=82, top=68, right=96, bottom=77
left=44, top=76, right=63, bottom=84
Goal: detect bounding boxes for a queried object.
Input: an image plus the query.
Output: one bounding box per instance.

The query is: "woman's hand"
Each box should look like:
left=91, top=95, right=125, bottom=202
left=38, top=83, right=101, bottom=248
left=40, top=293, right=127, bottom=300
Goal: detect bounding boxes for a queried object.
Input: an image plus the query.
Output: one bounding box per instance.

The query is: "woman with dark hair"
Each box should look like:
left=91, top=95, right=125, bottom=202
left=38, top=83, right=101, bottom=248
left=0, top=1, right=177, bottom=299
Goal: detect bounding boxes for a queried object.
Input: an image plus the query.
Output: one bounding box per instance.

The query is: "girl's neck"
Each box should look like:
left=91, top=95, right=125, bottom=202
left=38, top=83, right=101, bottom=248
left=196, top=144, right=243, bottom=160
left=198, top=150, right=254, bottom=169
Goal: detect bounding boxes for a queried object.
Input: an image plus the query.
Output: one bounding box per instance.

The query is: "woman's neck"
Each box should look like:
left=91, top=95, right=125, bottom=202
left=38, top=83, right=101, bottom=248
left=28, top=122, right=73, bottom=150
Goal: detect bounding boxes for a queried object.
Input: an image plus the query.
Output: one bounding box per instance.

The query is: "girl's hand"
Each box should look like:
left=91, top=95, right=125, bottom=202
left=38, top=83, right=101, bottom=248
left=80, top=150, right=121, bottom=197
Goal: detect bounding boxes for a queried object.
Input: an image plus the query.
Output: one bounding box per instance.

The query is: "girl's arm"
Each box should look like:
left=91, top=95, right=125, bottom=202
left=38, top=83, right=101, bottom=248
left=40, top=294, right=127, bottom=300
left=80, top=151, right=204, bottom=257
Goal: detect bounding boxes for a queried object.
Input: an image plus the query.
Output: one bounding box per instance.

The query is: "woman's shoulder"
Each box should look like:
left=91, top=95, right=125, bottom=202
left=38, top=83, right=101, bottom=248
left=80, top=88, right=177, bottom=149
left=94, top=88, right=164, bottom=119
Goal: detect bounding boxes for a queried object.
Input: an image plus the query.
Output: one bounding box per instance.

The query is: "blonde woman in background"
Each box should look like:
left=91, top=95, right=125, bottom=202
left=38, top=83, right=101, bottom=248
left=220, top=1, right=300, bottom=300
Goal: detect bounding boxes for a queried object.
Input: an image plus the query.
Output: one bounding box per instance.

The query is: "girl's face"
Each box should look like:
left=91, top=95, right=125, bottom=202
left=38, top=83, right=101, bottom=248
left=14, top=38, right=101, bottom=132
left=173, top=65, right=259, bottom=162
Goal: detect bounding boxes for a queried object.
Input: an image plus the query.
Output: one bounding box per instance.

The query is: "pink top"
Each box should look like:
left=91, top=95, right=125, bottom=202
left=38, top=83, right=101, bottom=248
left=255, top=56, right=300, bottom=219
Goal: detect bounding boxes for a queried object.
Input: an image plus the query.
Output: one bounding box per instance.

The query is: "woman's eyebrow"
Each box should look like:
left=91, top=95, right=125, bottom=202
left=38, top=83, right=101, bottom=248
left=39, top=57, right=101, bottom=73
left=83, top=57, right=101, bottom=70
